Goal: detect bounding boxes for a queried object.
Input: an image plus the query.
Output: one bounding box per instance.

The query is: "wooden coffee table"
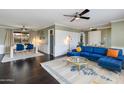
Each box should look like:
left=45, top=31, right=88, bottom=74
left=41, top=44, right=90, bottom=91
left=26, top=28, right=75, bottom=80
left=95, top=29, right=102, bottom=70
left=66, top=56, right=88, bottom=71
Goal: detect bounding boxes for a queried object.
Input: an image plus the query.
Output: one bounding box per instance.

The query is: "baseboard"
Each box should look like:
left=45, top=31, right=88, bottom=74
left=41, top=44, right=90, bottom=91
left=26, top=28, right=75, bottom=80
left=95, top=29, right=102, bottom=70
left=55, top=54, right=66, bottom=58
left=38, top=50, right=48, bottom=55
left=38, top=50, right=66, bottom=58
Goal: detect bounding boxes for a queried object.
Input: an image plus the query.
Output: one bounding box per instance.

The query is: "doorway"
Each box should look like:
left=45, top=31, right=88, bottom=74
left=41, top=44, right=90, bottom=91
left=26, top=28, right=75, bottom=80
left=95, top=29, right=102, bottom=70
left=49, top=29, right=54, bottom=55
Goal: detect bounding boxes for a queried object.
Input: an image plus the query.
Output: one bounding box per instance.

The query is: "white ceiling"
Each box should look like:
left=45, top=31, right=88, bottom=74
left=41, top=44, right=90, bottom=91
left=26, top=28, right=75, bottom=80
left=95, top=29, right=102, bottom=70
left=0, top=9, right=124, bottom=30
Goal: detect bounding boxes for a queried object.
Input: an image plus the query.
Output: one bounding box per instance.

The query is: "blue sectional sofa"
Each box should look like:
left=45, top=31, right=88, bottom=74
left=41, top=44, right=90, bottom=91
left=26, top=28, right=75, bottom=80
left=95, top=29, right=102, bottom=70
left=67, top=46, right=124, bottom=72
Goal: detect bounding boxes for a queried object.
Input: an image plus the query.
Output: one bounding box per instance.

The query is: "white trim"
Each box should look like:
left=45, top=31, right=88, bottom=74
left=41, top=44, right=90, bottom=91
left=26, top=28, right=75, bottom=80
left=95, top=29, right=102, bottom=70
left=111, top=19, right=124, bottom=23
left=48, top=28, right=55, bottom=55
left=86, top=26, right=111, bottom=31
left=55, top=23, right=82, bottom=31
left=97, top=26, right=111, bottom=30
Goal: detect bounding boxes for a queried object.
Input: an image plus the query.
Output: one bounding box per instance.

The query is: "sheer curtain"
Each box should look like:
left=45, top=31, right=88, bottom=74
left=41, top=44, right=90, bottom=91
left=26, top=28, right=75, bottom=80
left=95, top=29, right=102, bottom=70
left=4, top=29, right=14, bottom=53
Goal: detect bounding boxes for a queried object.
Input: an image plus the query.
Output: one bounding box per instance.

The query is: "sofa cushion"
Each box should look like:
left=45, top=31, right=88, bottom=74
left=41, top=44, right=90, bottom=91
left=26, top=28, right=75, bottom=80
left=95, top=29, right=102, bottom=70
left=82, top=46, right=94, bottom=53
left=80, top=52, right=90, bottom=57
left=117, top=56, right=124, bottom=69
left=98, top=56, right=123, bottom=72
left=90, top=53, right=104, bottom=58
left=26, top=44, right=34, bottom=50
left=67, top=52, right=80, bottom=56
left=98, top=57, right=122, bottom=68
left=93, top=47, right=107, bottom=56
left=80, top=46, right=84, bottom=52
left=16, top=44, right=24, bottom=51
left=117, top=56, right=124, bottom=61
left=72, top=49, right=76, bottom=52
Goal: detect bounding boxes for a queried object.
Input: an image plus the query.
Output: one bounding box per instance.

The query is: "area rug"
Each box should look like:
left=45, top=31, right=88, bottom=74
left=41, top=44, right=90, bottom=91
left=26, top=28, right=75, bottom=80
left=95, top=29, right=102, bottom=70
left=1, top=52, right=44, bottom=63
left=41, top=57, right=124, bottom=84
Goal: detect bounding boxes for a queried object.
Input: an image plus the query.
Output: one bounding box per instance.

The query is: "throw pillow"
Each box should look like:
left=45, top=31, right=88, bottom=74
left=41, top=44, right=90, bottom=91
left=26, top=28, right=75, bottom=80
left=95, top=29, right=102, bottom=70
left=107, top=49, right=119, bottom=58
left=76, top=47, right=81, bottom=52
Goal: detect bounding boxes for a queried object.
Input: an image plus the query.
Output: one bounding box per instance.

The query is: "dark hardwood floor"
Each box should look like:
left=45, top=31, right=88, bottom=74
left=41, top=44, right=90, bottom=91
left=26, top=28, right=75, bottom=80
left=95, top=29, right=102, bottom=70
left=0, top=53, right=60, bottom=84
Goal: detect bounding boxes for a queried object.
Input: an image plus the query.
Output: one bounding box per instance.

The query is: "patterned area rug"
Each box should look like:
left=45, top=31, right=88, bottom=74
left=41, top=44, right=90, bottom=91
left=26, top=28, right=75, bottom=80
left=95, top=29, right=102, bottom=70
left=1, top=52, right=44, bottom=63
left=41, top=57, right=124, bottom=84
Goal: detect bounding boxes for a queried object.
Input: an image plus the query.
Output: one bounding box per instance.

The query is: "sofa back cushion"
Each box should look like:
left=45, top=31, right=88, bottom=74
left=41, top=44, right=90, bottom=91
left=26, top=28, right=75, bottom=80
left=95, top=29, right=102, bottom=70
left=16, top=44, right=24, bottom=51
left=26, top=44, right=34, bottom=50
left=80, top=46, right=84, bottom=52
left=93, top=47, right=107, bottom=55
left=81, top=46, right=94, bottom=53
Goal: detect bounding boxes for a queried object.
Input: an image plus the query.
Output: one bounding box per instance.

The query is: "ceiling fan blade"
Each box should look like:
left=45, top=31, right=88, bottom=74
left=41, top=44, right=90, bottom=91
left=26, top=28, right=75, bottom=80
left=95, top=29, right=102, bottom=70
left=70, top=17, right=76, bottom=22
left=80, top=16, right=90, bottom=19
left=79, top=9, right=90, bottom=16
left=64, top=15, right=75, bottom=17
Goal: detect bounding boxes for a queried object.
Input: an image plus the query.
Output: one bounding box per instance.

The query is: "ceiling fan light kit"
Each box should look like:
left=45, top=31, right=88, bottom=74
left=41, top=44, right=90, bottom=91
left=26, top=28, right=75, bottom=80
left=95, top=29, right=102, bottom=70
left=75, top=17, right=80, bottom=20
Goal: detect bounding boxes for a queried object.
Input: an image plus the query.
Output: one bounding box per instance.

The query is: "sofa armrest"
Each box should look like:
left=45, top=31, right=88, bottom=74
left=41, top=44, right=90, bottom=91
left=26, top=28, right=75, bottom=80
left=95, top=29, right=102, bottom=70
left=117, top=56, right=124, bottom=61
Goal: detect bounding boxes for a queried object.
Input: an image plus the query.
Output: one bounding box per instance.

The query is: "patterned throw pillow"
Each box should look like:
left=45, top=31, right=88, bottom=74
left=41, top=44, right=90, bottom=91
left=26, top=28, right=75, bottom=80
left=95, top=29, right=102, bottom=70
left=107, top=49, right=119, bottom=58
left=76, top=47, right=81, bottom=52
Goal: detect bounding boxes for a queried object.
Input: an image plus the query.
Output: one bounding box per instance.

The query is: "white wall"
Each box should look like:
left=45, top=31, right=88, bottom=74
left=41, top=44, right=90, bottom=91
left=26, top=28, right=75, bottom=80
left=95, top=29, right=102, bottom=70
left=0, top=29, right=7, bottom=54
left=37, top=26, right=55, bottom=54
left=111, top=21, right=124, bottom=54
left=71, top=32, right=80, bottom=49
left=82, top=32, right=86, bottom=45
left=0, top=45, right=5, bottom=54
left=38, top=44, right=48, bottom=54
left=88, top=31, right=101, bottom=46
left=111, top=21, right=124, bottom=48
left=37, top=29, right=49, bottom=54
left=54, top=30, right=80, bottom=57
left=101, top=28, right=111, bottom=48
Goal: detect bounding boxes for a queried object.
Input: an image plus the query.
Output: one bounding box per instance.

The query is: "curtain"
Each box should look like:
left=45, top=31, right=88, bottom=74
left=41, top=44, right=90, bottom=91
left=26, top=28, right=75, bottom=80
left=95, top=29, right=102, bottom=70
left=4, top=29, right=13, bottom=53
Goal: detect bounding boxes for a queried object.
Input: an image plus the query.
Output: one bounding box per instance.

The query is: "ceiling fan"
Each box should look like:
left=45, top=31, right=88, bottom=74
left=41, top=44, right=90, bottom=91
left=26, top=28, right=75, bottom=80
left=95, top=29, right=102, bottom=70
left=20, top=25, right=28, bottom=31
left=14, top=25, right=32, bottom=32
left=64, top=9, right=90, bottom=22
left=0, top=24, right=33, bottom=31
